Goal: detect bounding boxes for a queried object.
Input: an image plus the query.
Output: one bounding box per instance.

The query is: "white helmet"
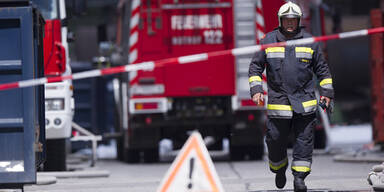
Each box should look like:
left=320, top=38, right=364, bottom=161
left=278, top=1, right=303, bottom=27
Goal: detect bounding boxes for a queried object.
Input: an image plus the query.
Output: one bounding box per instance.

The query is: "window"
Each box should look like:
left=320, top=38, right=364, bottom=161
left=32, top=0, right=59, bottom=20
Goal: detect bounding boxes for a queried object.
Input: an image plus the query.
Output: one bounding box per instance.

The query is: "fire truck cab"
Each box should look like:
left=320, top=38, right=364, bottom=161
left=33, top=0, right=74, bottom=171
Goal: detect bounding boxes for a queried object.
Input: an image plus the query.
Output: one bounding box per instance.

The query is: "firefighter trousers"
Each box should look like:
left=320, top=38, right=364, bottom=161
left=266, top=113, right=316, bottom=179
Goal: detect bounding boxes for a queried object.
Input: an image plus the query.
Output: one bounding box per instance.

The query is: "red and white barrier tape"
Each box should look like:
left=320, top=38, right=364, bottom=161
left=0, top=27, right=383, bottom=91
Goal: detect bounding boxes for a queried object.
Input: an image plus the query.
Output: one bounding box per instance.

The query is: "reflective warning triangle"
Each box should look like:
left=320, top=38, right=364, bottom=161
left=157, top=132, right=225, bottom=192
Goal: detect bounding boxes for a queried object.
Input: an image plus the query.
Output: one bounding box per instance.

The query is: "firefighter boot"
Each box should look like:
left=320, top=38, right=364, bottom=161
left=275, top=169, right=286, bottom=189
left=294, top=176, right=307, bottom=192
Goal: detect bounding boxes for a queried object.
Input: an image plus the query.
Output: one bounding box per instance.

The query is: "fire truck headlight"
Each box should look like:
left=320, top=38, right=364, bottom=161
left=45, top=98, right=65, bottom=111
left=45, top=119, right=49, bottom=126
left=54, top=118, right=62, bottom=126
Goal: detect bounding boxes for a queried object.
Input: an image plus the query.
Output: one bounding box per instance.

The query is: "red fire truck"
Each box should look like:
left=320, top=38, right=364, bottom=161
left=111, top=0, right=325, bottom=163
left=33, top=0, right=74, bottom=171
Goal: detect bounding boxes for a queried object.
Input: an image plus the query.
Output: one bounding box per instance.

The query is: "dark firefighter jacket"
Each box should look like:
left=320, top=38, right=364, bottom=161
left=249, top=28, right=334, bottom=119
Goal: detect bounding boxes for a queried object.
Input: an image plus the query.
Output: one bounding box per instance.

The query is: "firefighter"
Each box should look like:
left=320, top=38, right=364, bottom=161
left=248, top=1, right=334, bottom=191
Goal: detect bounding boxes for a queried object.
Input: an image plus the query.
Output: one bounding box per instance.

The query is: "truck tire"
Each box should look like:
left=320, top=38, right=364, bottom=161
left=207, top=138, right=223, bottom=151
left=143, top=148, right=159, bottom=163
left=247, top=145, right=264, bottom=160
left=314, top=128, right=326, bottom=149
left=124, top=149, right=140, bottom=163
left=44, top=138, right=67, bottom=171
left=116, top=137, right=125, bottom=161
left=230, top=145, right=264, bottom=161
left=230, top=146, right=246, bottom=161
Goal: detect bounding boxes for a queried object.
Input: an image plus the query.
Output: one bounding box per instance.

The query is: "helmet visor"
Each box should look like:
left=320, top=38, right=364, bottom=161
left=281, top=14, right=300, bottom=19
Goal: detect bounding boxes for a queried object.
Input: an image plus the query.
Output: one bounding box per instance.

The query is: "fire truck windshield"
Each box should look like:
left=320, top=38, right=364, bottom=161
left=33, top=0, right=59, bottom=20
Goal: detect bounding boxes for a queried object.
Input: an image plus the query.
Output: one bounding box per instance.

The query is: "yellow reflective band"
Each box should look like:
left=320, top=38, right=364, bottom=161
left=267, top=104, right=293, bottom=111
left=292, top=166, right=311, bottom=172
left=265, top=47, right=285, bottom=53
left=295, top=47, right=314, bottom=54
left=270, top=160, right=288, bottom=171
left=302, top=100, right=317, bottom=108
left=320, top=78, right=333, bottom=86
left=249, top=76, right=262, bottom=82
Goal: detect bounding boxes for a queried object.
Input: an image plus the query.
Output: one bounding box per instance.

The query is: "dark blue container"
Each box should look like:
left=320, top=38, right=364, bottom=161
left=0, top=0, right=45, bottom=189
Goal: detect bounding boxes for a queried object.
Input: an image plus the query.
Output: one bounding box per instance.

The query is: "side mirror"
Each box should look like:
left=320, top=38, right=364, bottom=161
left=92, top=42, right=124, bottom=67
left=67, top=31, right=75, bottom=43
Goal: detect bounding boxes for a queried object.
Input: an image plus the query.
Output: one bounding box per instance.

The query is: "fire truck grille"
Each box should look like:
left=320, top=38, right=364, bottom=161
left=168, top=96, right=232, bottom=119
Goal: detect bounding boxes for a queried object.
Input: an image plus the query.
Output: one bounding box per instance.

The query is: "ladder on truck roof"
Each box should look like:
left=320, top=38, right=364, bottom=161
left=233, top=0, right=260, bottom=110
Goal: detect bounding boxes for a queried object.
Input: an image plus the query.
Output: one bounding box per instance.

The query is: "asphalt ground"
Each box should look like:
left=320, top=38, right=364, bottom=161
left=20, top=150, right=377, bottom=192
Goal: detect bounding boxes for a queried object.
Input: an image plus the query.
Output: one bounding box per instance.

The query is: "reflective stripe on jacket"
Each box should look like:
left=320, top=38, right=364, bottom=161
left=249, top=28, right=334, bottom=118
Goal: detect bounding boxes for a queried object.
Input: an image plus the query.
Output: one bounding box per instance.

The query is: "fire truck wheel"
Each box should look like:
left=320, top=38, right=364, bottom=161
left=229, top=146, right=246, bottom=161
left=44, top=139, right=67, bottom=171
left=124, top=149, right=140, bottom=163
left=247, top=145, right=264, bottom=160
left=207, top=138, right=223, bottom=151
left=314, top=128, right=326, bottom=149
left=114, top=107, right=125, bottom=161
left=230, top=145, right=264, bottom=161
left=116, top=137, right=125, bottom=161
left=143, top=148, right=159, bottom=163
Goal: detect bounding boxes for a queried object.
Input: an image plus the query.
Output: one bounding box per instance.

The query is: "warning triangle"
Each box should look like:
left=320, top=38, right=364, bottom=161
left=157, top=132, right=225, bottom=192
